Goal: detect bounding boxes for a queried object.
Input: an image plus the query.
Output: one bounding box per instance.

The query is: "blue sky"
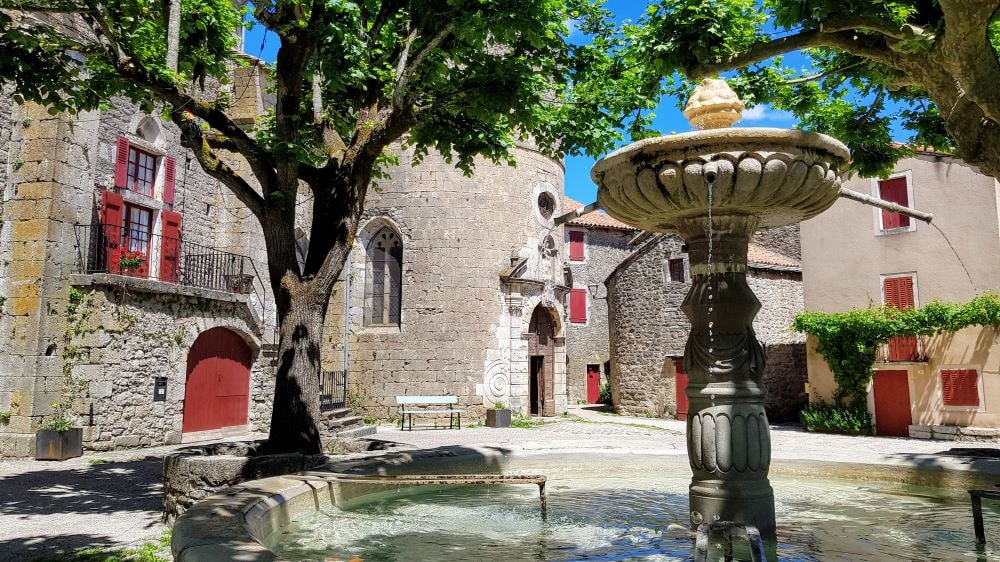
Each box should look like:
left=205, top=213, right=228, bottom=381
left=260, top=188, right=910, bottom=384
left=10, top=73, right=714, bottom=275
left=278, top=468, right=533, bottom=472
left=242, top=2, right=896, bottom=205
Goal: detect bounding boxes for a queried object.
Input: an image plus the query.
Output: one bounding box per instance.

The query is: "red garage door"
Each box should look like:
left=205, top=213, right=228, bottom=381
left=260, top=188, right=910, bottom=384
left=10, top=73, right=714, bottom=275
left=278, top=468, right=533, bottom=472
left=182, top=327, right=252, bottom=433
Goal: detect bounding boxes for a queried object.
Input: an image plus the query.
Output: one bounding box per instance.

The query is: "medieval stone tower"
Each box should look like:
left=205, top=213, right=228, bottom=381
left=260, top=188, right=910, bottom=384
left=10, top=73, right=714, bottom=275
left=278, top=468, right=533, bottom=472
left=323, top=141, right=570, bottom=419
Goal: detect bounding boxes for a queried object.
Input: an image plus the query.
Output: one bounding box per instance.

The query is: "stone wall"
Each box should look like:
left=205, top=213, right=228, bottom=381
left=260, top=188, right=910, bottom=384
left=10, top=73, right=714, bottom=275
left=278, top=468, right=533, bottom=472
left=0, top=87, right=278, bottom=456
left=752, top=224, right=801, bottom=261
left=323, top=144, right=568, bottom=420
left=607, top=235, right=807, bottom=422
left=565, top=226, right=634, bottom=403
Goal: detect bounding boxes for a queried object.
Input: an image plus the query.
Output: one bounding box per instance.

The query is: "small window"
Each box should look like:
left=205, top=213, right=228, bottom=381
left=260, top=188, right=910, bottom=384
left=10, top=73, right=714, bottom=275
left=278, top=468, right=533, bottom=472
left=666, top=258, right=685, bottom=283
left=127, top=146, right=157, bottom=197
left=941, top=369, right=979, bottom=407
left=537, top=192, right=555, bottom=219
left=883, top=275, right=919, bottom=361
left=569, top=231, right=585, bottom=261
left=569, top=288, right=587, bottom=324
left=877, top=176, right=912, bottom=232
left=365, top=227, right=403, bottom=326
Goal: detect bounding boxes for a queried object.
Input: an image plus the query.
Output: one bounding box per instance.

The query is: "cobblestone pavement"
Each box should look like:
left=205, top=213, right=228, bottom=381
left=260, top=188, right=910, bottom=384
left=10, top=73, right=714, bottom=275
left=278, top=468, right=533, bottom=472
left=1, top=410, right=997, bottom=560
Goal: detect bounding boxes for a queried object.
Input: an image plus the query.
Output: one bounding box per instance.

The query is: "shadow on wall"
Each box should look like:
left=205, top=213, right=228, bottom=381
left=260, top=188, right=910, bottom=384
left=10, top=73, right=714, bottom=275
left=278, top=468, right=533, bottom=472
left=763, top=342, right=808, bottom=423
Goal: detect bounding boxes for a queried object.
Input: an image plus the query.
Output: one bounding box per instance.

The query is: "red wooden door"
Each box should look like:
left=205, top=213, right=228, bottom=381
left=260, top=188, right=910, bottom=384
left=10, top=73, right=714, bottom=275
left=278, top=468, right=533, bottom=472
left=674, top=357, right=689, bottom=421
left=873, top=369, right=912, bottom=437
left=586, top=366, right=600, bottom=404
left=182, top=328, right=252, bottom=433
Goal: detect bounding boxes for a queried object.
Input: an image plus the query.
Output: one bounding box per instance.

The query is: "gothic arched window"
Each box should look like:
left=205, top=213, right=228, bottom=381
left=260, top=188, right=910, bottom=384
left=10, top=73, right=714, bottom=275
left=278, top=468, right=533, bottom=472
left=365, top=227, right=403, bottom=326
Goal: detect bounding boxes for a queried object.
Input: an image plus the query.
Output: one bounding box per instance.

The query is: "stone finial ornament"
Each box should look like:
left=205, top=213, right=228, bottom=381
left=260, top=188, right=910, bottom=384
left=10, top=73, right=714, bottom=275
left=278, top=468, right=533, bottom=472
left=683, top=78, right=745, bottom=130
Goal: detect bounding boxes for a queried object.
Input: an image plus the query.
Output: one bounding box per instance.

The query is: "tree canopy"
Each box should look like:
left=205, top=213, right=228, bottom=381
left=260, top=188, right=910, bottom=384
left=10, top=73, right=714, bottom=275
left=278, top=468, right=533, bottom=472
left=597, top=1, right=1000, bottom=179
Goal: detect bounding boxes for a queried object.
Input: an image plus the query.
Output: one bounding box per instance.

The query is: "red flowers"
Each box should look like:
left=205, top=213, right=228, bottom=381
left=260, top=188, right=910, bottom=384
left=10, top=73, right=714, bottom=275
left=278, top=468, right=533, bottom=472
left=114, top=247, right=144, bottom=270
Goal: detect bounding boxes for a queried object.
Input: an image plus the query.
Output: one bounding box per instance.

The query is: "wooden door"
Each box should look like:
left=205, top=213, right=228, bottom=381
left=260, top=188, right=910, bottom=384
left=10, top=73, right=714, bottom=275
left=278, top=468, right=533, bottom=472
left=528, top=306, right=556, bottom=416
left=873, top=369, right=912, bottom=437
left=674, top=357, right=689, bottom=421
left=586, top=365, right=600, bottom=404
left=182, top=327, right=252, bottom=433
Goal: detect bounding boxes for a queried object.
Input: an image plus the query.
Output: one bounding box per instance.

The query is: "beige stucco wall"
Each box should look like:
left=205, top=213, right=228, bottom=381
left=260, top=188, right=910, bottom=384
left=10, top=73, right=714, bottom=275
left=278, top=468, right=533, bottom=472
left=801, top=153, right=1000, bottom=428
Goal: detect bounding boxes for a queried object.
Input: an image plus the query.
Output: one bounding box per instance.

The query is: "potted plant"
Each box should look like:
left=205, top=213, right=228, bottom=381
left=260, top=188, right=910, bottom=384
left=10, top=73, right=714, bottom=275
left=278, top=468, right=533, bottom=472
left=115, top=247, right=144, bottom=275
left=225, top=273, right=256, bottom=294
left=35, top=401, right=83, bottom=461
left=486, top=401, right=511, bottom=428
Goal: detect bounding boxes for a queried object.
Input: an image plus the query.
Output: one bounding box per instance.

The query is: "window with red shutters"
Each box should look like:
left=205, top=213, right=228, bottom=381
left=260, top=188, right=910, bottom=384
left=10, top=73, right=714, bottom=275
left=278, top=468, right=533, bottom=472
left=569, top=231, right=585, bottom=261
left=941, top=369, right=979, bottom=407
left=667, top=258, right=685, bottom=283
left=570, top=288, right=587, bottom=323
left=883, top=275, right=919, bottom=361
left=878, top=176, right=911, bottom=231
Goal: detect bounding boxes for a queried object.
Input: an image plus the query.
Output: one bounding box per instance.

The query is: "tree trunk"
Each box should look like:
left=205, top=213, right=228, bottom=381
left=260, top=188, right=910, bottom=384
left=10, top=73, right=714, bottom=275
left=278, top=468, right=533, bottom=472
left=264, top=277, right=332, bottom=454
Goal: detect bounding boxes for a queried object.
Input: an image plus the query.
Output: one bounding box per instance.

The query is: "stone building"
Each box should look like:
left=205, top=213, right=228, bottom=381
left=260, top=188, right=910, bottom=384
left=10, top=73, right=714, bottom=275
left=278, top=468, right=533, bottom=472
left=606, top=229, right=807, bottom=422
left=322, top=143, right=573, bottom=421
left=0, top=50, right=294, bottom=456
left=561, top=196, right=635, bottom=404
left=801, top=152, right=1000, bottom=440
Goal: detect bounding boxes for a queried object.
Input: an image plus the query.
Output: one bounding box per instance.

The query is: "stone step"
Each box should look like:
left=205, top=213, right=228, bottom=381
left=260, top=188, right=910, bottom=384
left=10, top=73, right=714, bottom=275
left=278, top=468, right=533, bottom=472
left=321, top=407, right=352, bottom=420
left=335, top=425, right=377, bottom=439
left=322, top=415, right=364, bottom=430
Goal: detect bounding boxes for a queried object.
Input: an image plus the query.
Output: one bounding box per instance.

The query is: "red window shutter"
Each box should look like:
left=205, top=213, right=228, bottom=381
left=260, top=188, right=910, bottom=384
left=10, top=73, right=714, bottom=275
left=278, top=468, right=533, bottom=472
left=570, top=288, right=587, bottom=323
left=569, top=231, right=585, bottom=261
left=162, top=156, right=176, bottom=204
left=878, top=177, right=910, bottom=229
left=884, top=276, right=918, bottom=360
left=101, top=190, right=124, bottom=273
left=114, top=137, right=130, bottom=190
left=160, top=210, right=182, bottom=283
left=941, top=369, right=979, bottom=407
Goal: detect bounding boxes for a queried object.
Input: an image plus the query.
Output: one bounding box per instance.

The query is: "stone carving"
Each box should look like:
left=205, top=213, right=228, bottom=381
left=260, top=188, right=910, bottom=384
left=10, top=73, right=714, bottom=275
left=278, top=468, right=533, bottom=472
left=683, top=78, right=744, bottom=130
left=483, top=358, right=509, bottom=402
left=689, top=410, right=772, bottom=474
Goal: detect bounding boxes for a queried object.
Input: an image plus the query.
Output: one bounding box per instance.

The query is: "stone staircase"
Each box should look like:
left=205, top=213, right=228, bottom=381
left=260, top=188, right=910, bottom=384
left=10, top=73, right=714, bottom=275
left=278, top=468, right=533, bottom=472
left=321, top=407, right=376, bottom=439
left=261, top=344, right=375, bottom=440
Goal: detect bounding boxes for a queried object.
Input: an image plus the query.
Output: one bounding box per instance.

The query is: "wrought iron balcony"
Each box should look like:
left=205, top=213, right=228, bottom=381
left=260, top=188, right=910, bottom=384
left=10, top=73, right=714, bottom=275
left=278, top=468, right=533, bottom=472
left=73, top=223, right=266, bottom=305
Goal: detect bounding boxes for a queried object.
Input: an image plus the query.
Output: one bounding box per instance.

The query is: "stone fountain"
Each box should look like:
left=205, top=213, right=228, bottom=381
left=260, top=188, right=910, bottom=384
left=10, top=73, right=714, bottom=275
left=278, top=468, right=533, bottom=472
left=591, top=79, right=850, bottom=539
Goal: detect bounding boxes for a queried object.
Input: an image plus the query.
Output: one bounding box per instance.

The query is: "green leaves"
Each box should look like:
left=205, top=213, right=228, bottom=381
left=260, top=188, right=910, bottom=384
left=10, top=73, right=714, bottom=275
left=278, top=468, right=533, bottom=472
left=793, top=294, right=1000, bottom=404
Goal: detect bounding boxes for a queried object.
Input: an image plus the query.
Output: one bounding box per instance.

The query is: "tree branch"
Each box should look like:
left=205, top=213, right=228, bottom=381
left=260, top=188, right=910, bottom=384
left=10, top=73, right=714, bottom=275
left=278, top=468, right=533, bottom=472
left=171, top=111, right=266, bottom=218
left=394, top=22, right=454, bottom=108
left=782, top=61, right=864, bottom=85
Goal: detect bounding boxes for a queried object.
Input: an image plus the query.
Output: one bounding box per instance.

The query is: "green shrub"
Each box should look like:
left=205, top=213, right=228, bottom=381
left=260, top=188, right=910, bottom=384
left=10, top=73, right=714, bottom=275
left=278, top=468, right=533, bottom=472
left=598, top=381, right=612, bottom=405
left=800, top=401, right=873, bottom=435
left=0, top=411, right=10, bottom=425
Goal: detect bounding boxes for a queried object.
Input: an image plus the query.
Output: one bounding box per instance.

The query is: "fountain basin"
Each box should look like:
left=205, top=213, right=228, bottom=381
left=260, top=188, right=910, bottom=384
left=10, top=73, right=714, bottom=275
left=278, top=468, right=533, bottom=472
left=170, top=447, right=1000, bottom=561
left=591, top=128, right=850, bottom=232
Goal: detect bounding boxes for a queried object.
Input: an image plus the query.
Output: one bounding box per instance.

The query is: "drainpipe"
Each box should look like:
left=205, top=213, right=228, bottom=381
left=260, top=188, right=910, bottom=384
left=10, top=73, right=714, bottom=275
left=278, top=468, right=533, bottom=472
left=342, top=251, right=351, bottom=375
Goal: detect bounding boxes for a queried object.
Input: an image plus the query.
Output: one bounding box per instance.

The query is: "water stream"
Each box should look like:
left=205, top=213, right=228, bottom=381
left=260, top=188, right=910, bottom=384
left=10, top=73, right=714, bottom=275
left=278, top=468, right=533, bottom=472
left=706, top=175, right=715, bottom=367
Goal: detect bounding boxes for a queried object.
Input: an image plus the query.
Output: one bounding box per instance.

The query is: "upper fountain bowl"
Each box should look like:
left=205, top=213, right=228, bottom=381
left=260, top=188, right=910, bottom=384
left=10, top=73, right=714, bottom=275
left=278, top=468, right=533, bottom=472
left=591, top=128, right=851, bottom=232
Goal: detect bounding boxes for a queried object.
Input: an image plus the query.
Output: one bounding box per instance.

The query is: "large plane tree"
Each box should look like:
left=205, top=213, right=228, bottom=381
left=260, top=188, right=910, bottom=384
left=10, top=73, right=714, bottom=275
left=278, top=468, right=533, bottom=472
left=0, top=0, right=634, bottom=453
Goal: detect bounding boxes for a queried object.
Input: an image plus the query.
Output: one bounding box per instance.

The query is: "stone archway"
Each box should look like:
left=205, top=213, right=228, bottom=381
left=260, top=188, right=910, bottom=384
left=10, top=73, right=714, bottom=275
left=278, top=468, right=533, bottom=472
left=182, top=327, right=253, bottom=433
left=528, top=306, right=557, bottom=416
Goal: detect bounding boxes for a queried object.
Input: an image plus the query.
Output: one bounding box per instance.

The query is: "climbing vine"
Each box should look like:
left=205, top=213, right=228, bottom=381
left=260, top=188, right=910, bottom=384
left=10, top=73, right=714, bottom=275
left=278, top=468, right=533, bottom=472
left=793, top=294, right=1000, bottom=405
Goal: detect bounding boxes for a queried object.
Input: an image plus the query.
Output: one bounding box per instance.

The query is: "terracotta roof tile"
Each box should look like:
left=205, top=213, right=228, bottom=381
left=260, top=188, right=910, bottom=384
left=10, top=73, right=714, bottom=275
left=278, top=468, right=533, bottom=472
left=747, top=243, right=800, bottom=270
left=561, top=196, right=636, bottom=231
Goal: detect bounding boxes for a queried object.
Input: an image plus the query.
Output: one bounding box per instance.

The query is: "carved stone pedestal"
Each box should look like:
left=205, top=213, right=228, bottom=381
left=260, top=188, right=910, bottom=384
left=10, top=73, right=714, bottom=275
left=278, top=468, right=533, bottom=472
left=677, top=216, right=775, bottom=539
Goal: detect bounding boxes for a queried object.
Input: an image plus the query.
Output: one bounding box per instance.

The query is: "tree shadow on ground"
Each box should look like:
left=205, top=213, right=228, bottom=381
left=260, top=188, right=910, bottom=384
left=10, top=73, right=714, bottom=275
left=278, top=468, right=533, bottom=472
left=0, top=457, right=164, bottom=561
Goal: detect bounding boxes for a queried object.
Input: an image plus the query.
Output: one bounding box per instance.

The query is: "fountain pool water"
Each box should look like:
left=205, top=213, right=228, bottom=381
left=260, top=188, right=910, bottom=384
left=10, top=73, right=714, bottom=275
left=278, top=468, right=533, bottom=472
left=265, top=456, right=998, bottom=561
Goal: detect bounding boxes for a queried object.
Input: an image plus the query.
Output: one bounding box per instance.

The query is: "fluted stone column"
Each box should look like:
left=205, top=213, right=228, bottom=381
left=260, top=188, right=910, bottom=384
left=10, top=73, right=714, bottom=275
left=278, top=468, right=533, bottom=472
left=676, top=215, right=775, bottom=539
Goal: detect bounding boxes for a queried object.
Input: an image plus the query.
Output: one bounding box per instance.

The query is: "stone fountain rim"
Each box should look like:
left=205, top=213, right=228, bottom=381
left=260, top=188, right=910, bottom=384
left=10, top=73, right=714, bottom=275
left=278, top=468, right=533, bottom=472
left=590, top=127, right=850, bottom=182
left=170, top=447, right=1000, bottom=561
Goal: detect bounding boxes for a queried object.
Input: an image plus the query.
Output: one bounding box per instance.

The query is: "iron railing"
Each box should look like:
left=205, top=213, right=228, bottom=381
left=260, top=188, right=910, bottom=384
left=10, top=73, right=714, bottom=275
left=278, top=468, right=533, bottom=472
left=74, top=223, right=267, bottom=326
left=319, top=370, right=347, bottom=411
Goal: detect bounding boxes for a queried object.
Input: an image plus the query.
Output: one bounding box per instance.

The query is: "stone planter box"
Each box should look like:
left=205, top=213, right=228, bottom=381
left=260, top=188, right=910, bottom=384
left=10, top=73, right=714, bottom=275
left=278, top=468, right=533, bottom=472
left=35, top=428, right=83, bottom=461
left=486, top=409, right=511, bottom=428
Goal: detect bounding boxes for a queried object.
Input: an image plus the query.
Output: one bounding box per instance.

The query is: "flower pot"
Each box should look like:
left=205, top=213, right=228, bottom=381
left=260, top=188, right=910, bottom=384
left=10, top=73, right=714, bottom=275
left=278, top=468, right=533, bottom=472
left=35, top=428, right=83, bottom=461
left=486, top=409, right=511, bottom=428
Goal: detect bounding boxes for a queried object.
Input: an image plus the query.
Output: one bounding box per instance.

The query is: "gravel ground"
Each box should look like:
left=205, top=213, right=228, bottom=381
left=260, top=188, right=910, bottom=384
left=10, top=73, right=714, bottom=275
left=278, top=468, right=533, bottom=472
left=0, top=407, right=996, bottom=560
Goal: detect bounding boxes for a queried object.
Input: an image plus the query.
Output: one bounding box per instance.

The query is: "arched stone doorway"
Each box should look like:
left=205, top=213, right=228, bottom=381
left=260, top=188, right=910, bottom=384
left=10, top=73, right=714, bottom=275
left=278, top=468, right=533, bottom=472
left=528, top=306, right=557, bottom=416
left=182, top=327, right=253, bottom=433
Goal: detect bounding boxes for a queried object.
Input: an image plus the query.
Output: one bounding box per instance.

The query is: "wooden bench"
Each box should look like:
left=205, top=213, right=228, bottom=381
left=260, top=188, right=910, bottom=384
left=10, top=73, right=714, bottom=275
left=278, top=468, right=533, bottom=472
left=396, top=396, right=464, bottom=430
